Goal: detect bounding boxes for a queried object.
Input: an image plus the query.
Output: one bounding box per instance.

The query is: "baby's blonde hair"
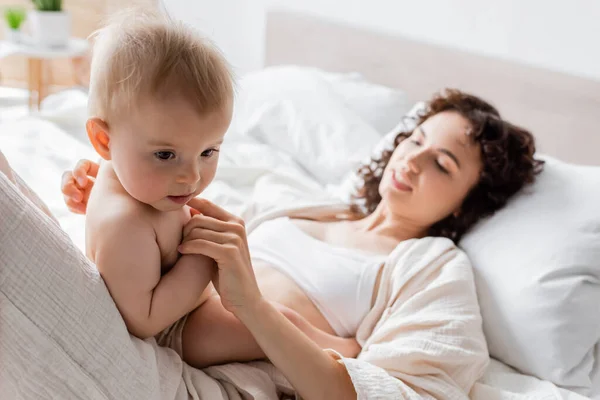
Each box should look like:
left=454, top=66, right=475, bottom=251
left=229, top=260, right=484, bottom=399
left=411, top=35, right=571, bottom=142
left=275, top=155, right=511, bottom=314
left=88, top=8, right=233, bottom=122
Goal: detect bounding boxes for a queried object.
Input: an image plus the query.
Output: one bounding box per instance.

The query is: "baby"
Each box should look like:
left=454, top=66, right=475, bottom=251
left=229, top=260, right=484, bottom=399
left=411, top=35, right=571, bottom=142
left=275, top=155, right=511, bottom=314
left=72, top=10, right=356, bottom=368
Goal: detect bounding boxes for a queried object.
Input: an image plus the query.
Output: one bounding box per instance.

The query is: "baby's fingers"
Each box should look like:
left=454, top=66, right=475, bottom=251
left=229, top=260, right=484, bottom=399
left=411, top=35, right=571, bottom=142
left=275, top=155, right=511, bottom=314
left=74, top=159, right=99, bottom=186
left=61, top=172, right=83, bottom=201
left=73, top=161, right=89, bottom=187
left=64, top=196, right=86, bottom=214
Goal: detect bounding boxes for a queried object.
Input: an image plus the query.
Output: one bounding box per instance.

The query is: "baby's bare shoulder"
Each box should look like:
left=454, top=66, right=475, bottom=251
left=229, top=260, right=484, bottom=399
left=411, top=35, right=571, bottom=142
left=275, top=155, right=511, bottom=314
left=90, top=197, right=156, bottom=243
left=86, top=201, right=161, bottom=269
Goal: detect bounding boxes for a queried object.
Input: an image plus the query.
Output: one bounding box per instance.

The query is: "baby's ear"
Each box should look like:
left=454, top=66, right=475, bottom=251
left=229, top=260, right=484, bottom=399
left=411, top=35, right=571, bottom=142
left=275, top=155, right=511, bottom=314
left=86, top=118, right=111, bottom=160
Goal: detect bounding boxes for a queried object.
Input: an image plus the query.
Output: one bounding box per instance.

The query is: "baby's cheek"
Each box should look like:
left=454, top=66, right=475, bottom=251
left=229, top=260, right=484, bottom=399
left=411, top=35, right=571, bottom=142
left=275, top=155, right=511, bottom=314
left=125, top=171, right=165, bottom=201
left=199, top=165, right=218, bottom=189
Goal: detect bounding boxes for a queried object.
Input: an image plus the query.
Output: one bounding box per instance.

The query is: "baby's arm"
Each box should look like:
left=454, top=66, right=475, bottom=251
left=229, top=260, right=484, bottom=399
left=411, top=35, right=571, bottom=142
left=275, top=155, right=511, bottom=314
left=94, top=213, right=214, bottom=339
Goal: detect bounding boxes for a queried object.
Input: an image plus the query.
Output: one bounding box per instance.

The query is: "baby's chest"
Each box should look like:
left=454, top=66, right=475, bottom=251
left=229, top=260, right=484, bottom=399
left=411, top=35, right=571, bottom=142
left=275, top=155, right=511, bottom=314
left=154, top=207, right=191, bottom=270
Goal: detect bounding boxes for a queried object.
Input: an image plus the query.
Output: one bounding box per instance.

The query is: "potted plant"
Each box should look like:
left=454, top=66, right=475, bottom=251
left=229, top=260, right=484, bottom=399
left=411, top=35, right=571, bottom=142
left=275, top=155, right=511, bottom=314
left=4, top=7, right=26, bottom=43
left=29, top=0, right=70, bottom=48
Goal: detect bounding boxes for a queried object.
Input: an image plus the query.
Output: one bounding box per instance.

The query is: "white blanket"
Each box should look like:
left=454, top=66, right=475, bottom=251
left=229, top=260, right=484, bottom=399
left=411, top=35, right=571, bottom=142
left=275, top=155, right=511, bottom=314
left=0, top=89, right=590, bottom=400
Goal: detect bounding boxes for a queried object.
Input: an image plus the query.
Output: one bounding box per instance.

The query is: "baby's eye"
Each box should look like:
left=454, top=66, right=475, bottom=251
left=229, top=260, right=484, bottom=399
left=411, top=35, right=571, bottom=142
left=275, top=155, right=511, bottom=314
left=201, top=148, right=219, bottom=158
left=154, top=151, right=175, bottom=161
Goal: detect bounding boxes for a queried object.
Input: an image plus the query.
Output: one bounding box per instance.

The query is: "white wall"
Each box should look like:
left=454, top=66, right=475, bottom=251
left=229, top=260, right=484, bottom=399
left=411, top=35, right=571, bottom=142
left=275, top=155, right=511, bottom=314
left=162, top=0, right=266, bottom=77
left=162, top=0, right=600, bottom=81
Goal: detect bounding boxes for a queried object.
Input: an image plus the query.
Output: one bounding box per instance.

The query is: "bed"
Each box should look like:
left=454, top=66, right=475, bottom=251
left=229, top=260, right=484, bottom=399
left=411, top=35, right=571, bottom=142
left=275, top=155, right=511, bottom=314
left=1, top=9, right=599, bottom=400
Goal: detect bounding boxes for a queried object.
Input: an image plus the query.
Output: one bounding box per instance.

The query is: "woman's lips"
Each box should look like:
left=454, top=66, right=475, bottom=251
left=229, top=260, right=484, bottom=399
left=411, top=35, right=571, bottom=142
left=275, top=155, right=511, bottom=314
left=391, top=170, right=413, bottom=192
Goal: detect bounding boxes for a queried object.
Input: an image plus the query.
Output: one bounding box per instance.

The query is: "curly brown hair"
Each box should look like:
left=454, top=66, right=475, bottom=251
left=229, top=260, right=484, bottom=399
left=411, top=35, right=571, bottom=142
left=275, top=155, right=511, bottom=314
left=352, top=89, right=544, bottom=243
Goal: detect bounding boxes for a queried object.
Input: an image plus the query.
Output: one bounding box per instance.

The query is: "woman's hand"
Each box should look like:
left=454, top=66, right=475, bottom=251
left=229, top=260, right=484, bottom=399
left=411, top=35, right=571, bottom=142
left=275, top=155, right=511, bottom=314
left=182, top=198, right=357, bottom=399
left=61, top=159, right=99, bottom=215
left=180, top=198, right=263, bottom=316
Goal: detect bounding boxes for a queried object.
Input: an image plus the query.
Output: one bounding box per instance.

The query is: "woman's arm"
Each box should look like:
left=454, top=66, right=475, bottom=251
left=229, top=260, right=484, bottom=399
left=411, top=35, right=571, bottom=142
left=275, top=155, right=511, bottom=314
left=180, top=198, right=357, bottom=400
left=239, top=298, right=357, bottom=400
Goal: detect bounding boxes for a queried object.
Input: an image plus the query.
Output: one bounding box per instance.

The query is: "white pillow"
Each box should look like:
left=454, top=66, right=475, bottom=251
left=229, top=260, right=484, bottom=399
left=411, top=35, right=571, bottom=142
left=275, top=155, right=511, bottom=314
left=232, top=65, right=411, bottom=136
left=460, top=156, right=600, bottom=394
left=229, top=66, right=388, bottom=185
left=318, top=70, right=411, bottom=134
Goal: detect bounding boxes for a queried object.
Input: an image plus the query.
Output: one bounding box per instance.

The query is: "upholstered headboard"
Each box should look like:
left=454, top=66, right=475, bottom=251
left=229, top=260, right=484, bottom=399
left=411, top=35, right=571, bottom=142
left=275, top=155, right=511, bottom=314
left=265, top=11, right=600, bottom=166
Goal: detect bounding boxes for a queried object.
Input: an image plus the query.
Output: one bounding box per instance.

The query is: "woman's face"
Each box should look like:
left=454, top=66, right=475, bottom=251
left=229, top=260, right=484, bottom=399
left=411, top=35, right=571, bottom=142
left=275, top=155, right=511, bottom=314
left=379, top=111, right=483, bottom=228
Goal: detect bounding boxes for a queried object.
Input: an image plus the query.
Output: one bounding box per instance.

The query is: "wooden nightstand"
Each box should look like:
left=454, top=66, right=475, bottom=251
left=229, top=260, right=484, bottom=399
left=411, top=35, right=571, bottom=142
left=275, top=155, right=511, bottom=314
left=0, top=38, right=89, bottom=110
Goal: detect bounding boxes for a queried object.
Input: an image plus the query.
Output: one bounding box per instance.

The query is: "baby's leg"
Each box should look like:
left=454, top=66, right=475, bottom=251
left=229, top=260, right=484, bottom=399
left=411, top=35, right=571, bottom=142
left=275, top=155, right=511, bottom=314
left=182, top=295, right=265, bottom=368
left=182, top=297, right=361, bottom=368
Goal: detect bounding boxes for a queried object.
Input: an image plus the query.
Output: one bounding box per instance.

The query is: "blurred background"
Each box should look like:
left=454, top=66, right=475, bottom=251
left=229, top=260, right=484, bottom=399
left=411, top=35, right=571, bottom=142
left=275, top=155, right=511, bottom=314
left=0, top=0, right=597, bottom=91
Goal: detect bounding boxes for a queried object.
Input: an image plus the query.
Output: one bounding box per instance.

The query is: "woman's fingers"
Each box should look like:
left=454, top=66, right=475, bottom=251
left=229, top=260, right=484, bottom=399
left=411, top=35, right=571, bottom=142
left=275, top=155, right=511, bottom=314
left=183, top=214, right=220, bottom=237
left=182, top=214, right=243, bottom=237
left=187, top=197, right=244, bottom=226
left=178, top=237, right=237, bottom=260
left=182, top=227, right=231, bottom=246
left=189, top=206, right=201, bottom=217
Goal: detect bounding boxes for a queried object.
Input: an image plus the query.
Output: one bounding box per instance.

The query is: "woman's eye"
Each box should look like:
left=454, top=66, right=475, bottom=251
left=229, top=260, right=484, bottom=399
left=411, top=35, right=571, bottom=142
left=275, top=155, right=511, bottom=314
left=154, top=151, right=175, bottom=161
left=201, top=148, right=219, bottom=157
left=436, top=161, right=449, bottom=174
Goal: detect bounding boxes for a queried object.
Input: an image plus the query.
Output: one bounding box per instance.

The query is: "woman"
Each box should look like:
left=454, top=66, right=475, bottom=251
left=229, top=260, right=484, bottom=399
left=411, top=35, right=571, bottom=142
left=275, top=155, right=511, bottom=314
left=2, top=89, right=541, bottom=399
left=176, top=90, right=543, bottom=399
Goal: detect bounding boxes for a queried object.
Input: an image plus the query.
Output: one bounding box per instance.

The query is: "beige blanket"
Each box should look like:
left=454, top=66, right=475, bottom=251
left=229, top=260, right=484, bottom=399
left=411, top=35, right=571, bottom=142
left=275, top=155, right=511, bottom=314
left=0, top=170, right=488, bottom=399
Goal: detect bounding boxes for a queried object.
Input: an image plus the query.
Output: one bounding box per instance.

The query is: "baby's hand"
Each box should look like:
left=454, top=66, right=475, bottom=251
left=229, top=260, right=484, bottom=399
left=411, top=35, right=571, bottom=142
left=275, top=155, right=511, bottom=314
left=61, top=159, right=99, bottom=215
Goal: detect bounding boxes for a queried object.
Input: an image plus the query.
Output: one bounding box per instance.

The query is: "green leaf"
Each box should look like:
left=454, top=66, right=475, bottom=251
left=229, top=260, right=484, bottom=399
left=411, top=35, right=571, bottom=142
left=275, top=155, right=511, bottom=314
left=4, top=7, right=27, bottom=29
left=31, top=0, right=62, bottom=11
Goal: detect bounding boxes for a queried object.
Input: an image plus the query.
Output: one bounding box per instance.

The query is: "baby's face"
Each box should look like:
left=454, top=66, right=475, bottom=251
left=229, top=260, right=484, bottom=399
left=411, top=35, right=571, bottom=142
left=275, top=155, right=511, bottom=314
left=108, top=96, right=232, bottom=211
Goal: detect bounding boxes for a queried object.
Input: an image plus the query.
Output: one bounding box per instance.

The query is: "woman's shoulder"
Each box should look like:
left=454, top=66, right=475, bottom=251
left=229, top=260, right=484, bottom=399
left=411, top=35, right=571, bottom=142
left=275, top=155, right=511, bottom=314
left=385, top=235, right=473, bottom=281
left=391, top=235, right=463, bottom=256
left=246, top=201, right=350, bottom=232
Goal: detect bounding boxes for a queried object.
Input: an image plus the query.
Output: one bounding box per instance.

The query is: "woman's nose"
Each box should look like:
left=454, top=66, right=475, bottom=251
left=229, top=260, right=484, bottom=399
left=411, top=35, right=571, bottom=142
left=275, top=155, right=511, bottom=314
left=405, top=149, right=425, bottom=174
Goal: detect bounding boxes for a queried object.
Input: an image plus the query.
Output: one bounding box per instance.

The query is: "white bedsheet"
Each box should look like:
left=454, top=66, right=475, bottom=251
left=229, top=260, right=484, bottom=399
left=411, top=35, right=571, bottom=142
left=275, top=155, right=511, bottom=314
left=0, top=89, right=591, bottom=400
